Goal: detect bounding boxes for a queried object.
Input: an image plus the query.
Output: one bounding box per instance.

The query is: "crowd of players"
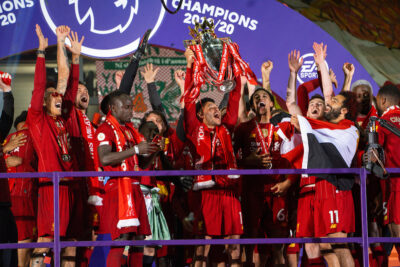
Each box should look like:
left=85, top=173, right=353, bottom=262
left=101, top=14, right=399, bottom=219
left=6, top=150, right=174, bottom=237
left=0, top=24, right=400, bottom=267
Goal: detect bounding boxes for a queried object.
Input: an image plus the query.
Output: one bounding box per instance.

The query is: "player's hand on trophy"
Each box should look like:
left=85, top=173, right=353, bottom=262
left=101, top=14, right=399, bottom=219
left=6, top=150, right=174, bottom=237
left=184, top=48, right=195, bottom=68
left=141, top=63, right=160, bottom=84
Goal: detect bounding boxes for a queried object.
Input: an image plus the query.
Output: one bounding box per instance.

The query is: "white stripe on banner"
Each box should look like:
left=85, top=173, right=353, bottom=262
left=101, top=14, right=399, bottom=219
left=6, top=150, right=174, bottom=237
left=297, top=115, right=359, bottom=170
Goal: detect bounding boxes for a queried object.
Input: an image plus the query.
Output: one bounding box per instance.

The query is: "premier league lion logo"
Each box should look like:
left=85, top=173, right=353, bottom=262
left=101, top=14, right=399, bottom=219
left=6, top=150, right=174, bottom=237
left=68, top=0, right=138, bottom=34
left=39, top=0, right=165, bottom=58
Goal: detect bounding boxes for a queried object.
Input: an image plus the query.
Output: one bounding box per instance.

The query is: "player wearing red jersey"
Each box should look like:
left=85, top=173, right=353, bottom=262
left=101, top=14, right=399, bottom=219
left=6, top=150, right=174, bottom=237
left=183, top=48, right=244, bottom=267
left=28, top=24, right=85, bottom=267
left=287, top=45, right=357, bottom=267
left=368, top=84, right=400, bottom=262
left=96, top=90, right=159, bottom=267
left=234, top=85, right=295, bottom=266
left=4, top=112, right=37, bottom=266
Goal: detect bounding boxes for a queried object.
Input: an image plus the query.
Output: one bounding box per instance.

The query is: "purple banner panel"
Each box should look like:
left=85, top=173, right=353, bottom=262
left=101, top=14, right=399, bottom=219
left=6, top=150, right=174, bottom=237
left=0, top=0, right=377, bottom=98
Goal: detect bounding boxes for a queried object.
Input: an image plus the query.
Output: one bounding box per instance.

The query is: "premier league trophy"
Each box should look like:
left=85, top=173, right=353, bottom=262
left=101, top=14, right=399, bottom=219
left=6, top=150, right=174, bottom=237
left=184, top=17, right=256, bottom=93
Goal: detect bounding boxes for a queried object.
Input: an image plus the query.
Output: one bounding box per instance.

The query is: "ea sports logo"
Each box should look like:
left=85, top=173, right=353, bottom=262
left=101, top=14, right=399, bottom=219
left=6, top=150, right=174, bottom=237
left=39, top=0, right=166, bottom=58
left=297, top=53, right=329, bottom=84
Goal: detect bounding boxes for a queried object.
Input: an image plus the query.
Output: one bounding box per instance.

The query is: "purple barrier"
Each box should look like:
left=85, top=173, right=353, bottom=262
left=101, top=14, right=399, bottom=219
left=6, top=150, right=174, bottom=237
left=1, top=168, right=400, bottom=266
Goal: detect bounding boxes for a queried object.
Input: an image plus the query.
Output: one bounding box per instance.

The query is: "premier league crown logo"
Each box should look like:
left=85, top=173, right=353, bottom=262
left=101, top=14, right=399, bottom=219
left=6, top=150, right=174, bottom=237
left=39, top=0, right=165, bottom=58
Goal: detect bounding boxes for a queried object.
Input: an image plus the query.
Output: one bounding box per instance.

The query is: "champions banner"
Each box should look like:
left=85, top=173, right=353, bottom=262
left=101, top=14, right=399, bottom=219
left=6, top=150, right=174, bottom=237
left=0, top=0, right=377, bottom=98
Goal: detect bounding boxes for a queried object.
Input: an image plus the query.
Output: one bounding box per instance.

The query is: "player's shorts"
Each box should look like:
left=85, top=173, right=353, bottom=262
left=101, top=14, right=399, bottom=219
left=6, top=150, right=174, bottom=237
left=387, top=191, right=400, bottom=225
left=242, top=191, right=288, bottom=238
left=101, top=179, right=150, bottom=240
left=37, top=180, right=88, bottom=238
left=296, top=190, right=315, bottom=237
left=297, top=179, right=354, bottom=237
left=286, top=243, right=300, bottom=254
left=10, top=195, right=36, bottom=241
left=194, top=189, right=243, bottom=236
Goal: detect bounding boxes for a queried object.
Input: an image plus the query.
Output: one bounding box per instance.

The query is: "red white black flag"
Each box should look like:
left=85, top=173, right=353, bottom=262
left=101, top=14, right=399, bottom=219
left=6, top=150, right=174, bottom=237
left=297, top=115, right=359, bottom=190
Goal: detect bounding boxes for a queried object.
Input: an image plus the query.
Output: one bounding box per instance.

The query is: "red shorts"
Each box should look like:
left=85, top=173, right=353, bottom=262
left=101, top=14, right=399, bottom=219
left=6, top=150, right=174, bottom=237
left=387, top=191, right=400, bottom=225
left=37, top=181, right=88, bottom=238
left=297, top=180, right=355, bottom=237
left=101, top=179, right=150, bottom=240
left=242, top=191, right=288, bottom=237
left=194, top=189, right=243, bottom=236
left=286, top=243, right=300, bottom=254
left=296, top=191, right=315, bottom=237
left=10, top=196, right=36, bottom=241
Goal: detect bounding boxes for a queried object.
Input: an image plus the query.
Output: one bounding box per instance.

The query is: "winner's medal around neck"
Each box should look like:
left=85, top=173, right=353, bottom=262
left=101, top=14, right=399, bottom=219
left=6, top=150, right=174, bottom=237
left=62, top=154, right=71, bottom=162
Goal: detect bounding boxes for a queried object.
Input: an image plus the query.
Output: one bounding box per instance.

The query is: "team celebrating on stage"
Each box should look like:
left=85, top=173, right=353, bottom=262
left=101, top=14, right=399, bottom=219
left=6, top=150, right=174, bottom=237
left=1, top=23, right=400, bottom=267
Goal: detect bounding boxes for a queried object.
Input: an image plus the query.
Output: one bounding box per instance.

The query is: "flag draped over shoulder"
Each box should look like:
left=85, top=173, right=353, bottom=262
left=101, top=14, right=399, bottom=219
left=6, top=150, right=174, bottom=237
left=297, top=115, right=359, bottom=190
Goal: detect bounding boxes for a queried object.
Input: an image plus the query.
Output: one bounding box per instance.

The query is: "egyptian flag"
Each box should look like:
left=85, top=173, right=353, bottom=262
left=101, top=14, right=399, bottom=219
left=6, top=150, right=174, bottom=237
left=297, top=115, right=359, bottom=190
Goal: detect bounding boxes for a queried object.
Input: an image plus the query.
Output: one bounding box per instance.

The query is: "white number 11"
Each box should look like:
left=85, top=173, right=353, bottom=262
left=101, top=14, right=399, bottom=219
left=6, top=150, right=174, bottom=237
left=329, top=210, right=339, bottom=224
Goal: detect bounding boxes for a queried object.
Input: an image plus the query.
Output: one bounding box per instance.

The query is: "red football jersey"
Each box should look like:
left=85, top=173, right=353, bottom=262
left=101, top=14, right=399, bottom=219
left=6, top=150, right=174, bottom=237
left=378, top=105, right=400, bottom=190
left=95, top=122, right=144, bottom=182
left=5, top=128, right=37, bottom=198
left=27, top=57, right=76, bottom=182
left=234, top=119, right=294, bottom=192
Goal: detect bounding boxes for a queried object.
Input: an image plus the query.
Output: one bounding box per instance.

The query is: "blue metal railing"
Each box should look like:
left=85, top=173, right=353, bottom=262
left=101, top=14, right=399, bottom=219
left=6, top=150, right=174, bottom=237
left=1, top=167, right=400, bottom=266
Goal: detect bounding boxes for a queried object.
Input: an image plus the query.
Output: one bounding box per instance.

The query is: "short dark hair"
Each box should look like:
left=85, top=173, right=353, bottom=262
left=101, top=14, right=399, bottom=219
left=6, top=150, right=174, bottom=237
left=140, top=110, right=169, bottom=130
left=249, top=88, right=274, bottom=111
left=78, top=81, right=87, bottom=87
left=45, top=81, right=56, bottom=90
left=310, top=94, right=324, bottom=102
left=378, top=84, right=400, bottom=104
left=100, top=94, right=111, bottom=115
left=14, top=110, right=27, bottom=129
left=101, top=91, right=130, bottom=114
left=339, top=91, right=357, bottom=121
left=196, top=97, right=215, bottom=114
left=138, top=121, right=159, bottom=141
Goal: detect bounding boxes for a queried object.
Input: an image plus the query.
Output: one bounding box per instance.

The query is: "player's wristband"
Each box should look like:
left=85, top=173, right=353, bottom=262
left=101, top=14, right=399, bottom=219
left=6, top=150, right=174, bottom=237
left=37, top=50, right=46, bottom=55
left=134, top=145, right=139, bottom=155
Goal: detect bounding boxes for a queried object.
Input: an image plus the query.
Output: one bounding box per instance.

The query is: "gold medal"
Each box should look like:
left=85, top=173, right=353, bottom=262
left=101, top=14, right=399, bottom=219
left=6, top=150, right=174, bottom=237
left=262, top=128, right=268, bottom=137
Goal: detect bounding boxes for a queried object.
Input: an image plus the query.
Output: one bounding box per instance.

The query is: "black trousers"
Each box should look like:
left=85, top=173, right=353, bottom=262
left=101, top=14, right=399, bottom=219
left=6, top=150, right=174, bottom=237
left=0, top=206, right=18, bottom=267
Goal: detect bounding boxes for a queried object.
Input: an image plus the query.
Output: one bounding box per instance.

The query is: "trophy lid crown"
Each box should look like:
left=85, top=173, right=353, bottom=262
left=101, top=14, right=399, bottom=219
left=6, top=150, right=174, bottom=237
left=188, top=17, right=216, bottom=41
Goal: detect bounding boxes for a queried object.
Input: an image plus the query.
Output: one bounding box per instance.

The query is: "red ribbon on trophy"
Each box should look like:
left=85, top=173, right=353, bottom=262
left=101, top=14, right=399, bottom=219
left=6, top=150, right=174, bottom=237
left=182, top=18, right=257, bottom=103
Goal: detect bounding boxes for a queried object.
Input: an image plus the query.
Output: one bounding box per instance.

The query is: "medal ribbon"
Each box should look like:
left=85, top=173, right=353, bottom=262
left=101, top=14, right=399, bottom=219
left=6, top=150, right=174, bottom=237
left=53, top=118, right=70, bottom=159
left=254, top=121, right=274, bottom=154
